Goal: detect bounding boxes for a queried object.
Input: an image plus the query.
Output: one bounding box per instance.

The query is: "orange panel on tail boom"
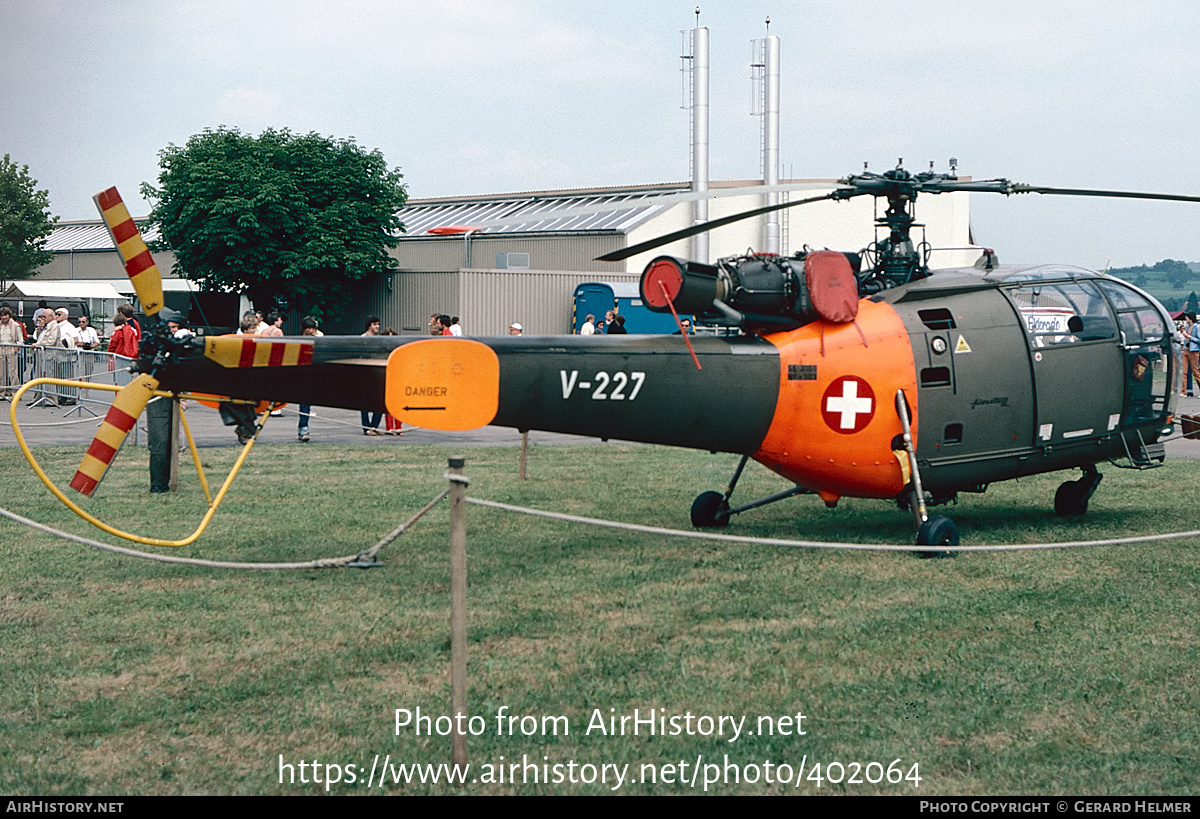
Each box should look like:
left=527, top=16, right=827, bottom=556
left=753, top=298, right=918, bottom=500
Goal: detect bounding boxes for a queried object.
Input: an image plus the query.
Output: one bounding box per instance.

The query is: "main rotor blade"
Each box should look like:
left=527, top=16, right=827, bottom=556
left=94, top=187, right=164, bottom=316
left=69, top=374, right=160, bottom=496
left=1004, top=183, right=1200, bottom=204
left=910, top=176, right=1200, bottom=204
left=596, top=189, right=860, bottom=263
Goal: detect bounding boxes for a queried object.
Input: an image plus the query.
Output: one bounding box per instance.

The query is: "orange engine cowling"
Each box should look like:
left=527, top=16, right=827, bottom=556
left=753, top=298, right=917, bottom=501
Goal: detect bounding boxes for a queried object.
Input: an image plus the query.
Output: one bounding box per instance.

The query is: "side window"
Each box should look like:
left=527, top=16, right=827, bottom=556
left=1007, top=282, right=1116, bottom=347
left=1095, top=281, right=1168, bottom=345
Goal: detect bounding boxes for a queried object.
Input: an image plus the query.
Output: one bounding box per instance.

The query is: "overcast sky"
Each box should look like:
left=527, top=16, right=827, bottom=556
left=2, top=0, right=1197, bottom=269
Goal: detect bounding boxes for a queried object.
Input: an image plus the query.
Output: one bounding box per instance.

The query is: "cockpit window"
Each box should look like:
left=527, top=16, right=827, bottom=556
left=1006, top=281, right=1116, bottom=346
left=1095, top=281, right=1168, bottom=345
left=1000, top=266, right=1090, bottom=282
left=1097, top=281, right=1141, bottom=311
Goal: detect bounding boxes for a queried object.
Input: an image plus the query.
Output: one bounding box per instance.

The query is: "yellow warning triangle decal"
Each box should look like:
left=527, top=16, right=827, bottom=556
left=955, top=335, right=972, bottom=354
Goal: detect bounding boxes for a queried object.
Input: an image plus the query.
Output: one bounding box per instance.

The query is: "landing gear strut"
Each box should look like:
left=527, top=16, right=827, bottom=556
left=690, top=454, right=812, bottom=528
left=1054, top=465, right=1102, bottom=517
left=896, top=390, right=959, bottom=557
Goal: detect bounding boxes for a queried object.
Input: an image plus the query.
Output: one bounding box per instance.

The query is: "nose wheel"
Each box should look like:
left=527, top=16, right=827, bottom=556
left=915, top=515, right=960, bottom=558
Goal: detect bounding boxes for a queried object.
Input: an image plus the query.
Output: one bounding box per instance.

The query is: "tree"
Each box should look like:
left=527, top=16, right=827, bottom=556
left=142, top=128, right=407, bottom=319
left=1154, top=258, right=1192, bottom=290
left=0, top=154, right=57, bottom=288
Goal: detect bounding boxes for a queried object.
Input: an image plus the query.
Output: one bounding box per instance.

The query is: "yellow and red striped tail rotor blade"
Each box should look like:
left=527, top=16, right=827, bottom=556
left=203, top=337, right=315, bottom=368
left=93, top=187, right=164, bottom=316
left=69, top=374, right=159, bottom=497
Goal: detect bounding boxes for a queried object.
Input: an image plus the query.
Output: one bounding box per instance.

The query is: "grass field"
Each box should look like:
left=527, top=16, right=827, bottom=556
left=1, top=442, right=1198, bottom=795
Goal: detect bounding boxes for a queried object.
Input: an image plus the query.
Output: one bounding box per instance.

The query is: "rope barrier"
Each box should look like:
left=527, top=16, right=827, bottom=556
left=464, top=497, right=1200, bottom=552
left=0, top=413, right=104, bottom=428
left=5, top=467, right=1200, bottom=565
left=0, top=487, right=450, bottom=570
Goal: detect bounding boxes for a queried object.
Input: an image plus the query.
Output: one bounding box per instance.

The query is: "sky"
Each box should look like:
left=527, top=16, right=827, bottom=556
left=2, top=0, right=1198, bottom=270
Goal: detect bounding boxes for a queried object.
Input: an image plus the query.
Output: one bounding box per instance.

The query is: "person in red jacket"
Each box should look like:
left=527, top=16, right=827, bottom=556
left=106, top=312, right=139, bottom=363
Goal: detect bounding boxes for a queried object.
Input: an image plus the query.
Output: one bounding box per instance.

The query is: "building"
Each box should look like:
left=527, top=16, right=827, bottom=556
left=7, top=219, right=230, bottom=335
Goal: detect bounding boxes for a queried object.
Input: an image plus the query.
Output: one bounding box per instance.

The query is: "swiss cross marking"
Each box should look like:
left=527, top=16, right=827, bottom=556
left=821, top=376, right=876, bottom=434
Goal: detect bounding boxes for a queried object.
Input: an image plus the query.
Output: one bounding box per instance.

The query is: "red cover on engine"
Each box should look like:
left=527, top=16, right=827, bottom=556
left=805, top=251, right=859, bottom=323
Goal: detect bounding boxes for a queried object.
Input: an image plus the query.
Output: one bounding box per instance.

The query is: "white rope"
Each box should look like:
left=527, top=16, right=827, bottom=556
left=0, top=413, right=104, bottom=428
left=465, top=497, right=1200, bottom=552
left=0, top=488, right=449, bottom=570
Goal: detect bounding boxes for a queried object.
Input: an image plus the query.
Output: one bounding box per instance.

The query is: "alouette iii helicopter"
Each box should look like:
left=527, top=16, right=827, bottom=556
left=60, top=166, right=1200, bottom=549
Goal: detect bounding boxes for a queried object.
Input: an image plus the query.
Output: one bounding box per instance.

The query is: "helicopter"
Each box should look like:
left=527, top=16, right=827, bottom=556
left=61, top=167, right=1200, bottom=550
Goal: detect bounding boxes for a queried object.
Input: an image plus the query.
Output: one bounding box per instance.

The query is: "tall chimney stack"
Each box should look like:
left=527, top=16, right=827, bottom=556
left=753, top=20, right=781, bottom=254
left=682, top=9, right=710, bottom=263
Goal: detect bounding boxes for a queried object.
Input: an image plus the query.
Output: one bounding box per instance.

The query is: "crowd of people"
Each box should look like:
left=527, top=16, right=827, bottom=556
left=0, top=300, right=146, bottom=404
left=579, top=308, right=640, bottom=335
left=0, top=300, right=147, bottom=355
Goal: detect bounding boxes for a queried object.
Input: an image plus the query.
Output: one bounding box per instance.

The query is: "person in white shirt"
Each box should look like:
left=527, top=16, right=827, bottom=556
left=54, top=308, right=79, bottom=349
left=580, top=314, right=596, bottom=335
left=449, top=316, right=462, bottom=336
left=76, top=316, right=100, bottom=350
left=46, top=309, right=79, bottom=405
left=74, top=315, right=101, bottom=379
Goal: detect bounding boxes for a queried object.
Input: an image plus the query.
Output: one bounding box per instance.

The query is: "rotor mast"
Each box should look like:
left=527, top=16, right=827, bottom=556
left=838, top=162, right=952, bottom=291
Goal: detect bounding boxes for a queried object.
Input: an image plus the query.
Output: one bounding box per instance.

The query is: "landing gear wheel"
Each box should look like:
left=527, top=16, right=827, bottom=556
left=915, top=515, right=959, bottom=559
left=690, top=491, right=731, bottom=528
left=1054, top=480, right=1089, bottom=517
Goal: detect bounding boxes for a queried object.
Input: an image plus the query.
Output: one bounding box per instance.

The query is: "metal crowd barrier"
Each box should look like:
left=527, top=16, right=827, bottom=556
left=1, top=343, right=136, bottom=414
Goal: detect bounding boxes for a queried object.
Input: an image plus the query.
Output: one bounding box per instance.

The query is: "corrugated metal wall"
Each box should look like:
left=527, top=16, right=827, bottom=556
left=389, top=271, right=460, bottom=334
left=319, top=271, right=460, bottom=336
left=35, top=249, right=176, bottom=281
left=457, top=269, right=639, bottom=336
left=395, top=234, right=625, bottom=273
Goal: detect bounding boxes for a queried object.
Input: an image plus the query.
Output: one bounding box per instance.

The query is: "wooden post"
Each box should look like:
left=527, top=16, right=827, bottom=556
left=447, top=457, right=468, bottom=772
left=519, top=431, right=529, bottom=480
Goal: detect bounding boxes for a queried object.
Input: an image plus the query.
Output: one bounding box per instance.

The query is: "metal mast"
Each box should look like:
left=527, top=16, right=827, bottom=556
left=752, top=19, right=781, bottom=254
left=682, top=8, right=710, bottom=263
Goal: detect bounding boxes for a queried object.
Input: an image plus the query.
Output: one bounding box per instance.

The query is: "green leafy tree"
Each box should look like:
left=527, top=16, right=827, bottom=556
left=1153, top=258, right=1192, bottom=290
left=0, top=154, right=57, bottom=287
left=142, top=128, right=407, bottom=319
